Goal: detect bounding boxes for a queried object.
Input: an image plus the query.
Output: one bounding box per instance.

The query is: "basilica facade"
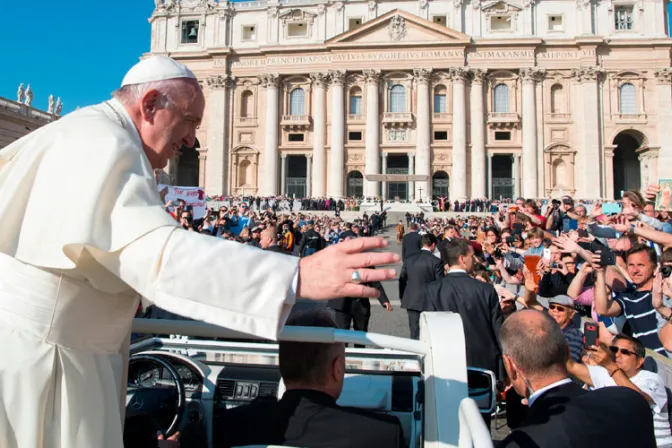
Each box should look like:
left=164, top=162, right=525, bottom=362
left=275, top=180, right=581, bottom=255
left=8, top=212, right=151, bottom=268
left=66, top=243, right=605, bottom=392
left=150, top=0, right=672, bottom=200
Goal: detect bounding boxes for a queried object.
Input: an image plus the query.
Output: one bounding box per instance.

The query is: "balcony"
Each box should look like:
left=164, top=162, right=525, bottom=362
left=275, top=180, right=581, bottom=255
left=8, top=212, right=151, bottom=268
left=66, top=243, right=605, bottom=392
left=432, top=112, right=452, bottom=123
left=382, top=112, right=414, bottom=128
left=348, top=114, right=365, bottom=122
left=281, top=114, right=311, bottom=130
left=487, top=112, right=520, bottom=129
left=547, top=113, right=572, bottom=123
left=612, top=113, right=647, bottom=124
left=235, top=116, right=258, bottom=127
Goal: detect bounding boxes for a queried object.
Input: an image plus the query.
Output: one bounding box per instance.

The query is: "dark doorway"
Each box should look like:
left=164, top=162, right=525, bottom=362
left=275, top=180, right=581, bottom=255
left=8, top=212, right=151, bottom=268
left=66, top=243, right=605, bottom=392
left=177, top=140, right=200, bottom=187
left=492, top=155, right=513, bottom=200
left=613, top=132, right=642, bottom=199
left=347, top=171, right=363, bottom=198
left=386, top=154, right=409, bottom=200
left=286, top=155, right=307, bottom=198
left=432, top=171, right=449, bottom=199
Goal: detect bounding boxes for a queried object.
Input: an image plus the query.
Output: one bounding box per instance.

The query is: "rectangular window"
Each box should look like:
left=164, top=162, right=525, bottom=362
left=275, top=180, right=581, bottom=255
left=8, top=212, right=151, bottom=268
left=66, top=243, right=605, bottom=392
left=433, top=15, right=447, bottom=25
left=242, top=25, right=256, bottom=41
left=548, top=15, right=563, bottom=32
left=288, top=133, right=304, bottom=142
left=490, top=16, right=512, bottom=31
left=348, top=18, right=362, bottom=30
left=288, top=23, right=307, bottom=37
left=495, top=131, right=511, bottom=141
left=434, top=94, right=447, bottom=113
left=615, top=6, right=634, bottom=30
left=348, top=131, right=363, bottom=141
left=181, top=20, right=199, bottom=44
left=434, top=131, right=448, bottom=141
left=349, top=96, right=363, bottom=115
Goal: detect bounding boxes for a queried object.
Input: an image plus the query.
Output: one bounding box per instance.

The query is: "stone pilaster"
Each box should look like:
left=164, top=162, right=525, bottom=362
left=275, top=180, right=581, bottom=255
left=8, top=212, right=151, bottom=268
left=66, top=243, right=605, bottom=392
left=654, top=69, right=672, bottom=181
left=205, top=74, right=233, bottom=195
left=363, top=69, right=382, bottom=199
left=520, top=68, right=545, bottom=198
left=470, top=69, right=487, bottom=198
left=414, top=68, right=432, bottom=201
left=259, top=73, right=281, bottom=195
left=451, top=67, right=469, bottom=200
left=310, top=72, right=328, bottom=197
left=328, top=70, right=346, bottom=198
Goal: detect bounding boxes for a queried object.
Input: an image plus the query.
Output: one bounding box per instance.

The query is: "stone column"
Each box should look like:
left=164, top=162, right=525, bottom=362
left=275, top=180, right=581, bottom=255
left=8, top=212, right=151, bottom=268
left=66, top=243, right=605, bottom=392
left=604, top=146, right=616, bottom=200
left=512, top=154, right=521, bottom=199
left=470, top=69, right=487, bottom=199
left=280, top=153, right=288, bottom=195
left=260, top=73, right=281, bottom=195
left=655, top=69, right=672, bottom=180
left=329, top=70, right=346, bottom=198
left=572, top=67, right=604, bottom=199
left=487, top=152, right=493, bottom=199
left=521, top=68, right=544, bottom=199
left=205, top=75, right=231, bottom=195
left=381, top=153, right=388, bottom=201
left=414, top=68, right=432, bottom=202
left=310, top=72, right=328, bottom=197
left=408, top=153, right=415, bottom=201
left=451, top=67, right=469, bottom=200
left=306, top=154, right=312, bottom=197
left=364, top=69, right=382, bottom=199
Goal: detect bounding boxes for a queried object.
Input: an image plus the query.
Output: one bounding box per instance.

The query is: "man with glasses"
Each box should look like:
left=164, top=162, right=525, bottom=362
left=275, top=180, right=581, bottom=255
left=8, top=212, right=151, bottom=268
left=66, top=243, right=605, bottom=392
left=547, top=296, right=583, bottom=362
left=567, top=334, right=672, bottom=447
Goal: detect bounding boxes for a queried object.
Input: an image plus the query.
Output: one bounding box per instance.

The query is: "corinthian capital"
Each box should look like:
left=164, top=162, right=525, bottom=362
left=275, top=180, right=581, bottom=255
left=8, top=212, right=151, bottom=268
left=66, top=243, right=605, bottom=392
left=329, top=70, right=346, bottom=86
left=654, top=68, right=672, bottom=84
left=450, top=67, right=469, bottom=82
left=363, top=69, right=382, bottom=85
left=206, top=74, right=232, bottom=89
left=520, top=68, right=545, bottom=83
left=310, top=72, right=329, bottom=88
left=413, top=68, right=432, bottom=84
left=571, top=66, right=605, bottom=83
left=258, top=73, right=281, bottom=88
left=471, top=68, right=486, bottom=84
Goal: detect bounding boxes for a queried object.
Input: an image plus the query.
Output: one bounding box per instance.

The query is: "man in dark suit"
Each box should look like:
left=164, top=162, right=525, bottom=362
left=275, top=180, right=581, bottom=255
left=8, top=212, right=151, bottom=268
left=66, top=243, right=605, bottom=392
left=214, top=311, right=404, bottom=448
left=425, top=238, right=503, bottom=380
left=499, top=310, right=656, bottom=448
left=401, top=223, right=422, bottom=261
left=399, top=233, right=444, bottom=339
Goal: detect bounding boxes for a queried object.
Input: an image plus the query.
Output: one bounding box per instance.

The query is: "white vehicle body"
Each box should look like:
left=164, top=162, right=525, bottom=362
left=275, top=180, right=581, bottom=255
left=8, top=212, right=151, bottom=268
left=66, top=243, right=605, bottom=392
left=129, top=312, right=494, bottom=448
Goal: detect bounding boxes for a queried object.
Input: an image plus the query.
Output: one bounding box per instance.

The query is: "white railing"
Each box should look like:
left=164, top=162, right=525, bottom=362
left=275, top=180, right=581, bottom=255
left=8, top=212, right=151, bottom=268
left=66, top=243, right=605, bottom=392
left=383, top=112, right=414, bottom=122
left=487, top=112, right=519, bottom=122
left=458, top=398, right=495, bottom=448
left=0, top=98, right=56, bottom=122
left=236, top=116, right=258, bottom=126
left=232, top=0, right=267, bottom=9
left=432, top=112, right=452, bottom=121
left=613, top=113, right=647, bottom=122
left=348, top=114, right=365, bottom=121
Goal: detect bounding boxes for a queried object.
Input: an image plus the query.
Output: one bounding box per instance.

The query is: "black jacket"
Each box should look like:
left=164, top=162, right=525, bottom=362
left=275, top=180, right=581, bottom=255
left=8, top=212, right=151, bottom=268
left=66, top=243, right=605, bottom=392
left=500, top=382, right=656, bottom=448
left=328, top=275, right=390, bottom=313
left=537, top=271, right=575, bottom=298
left=401, top=232, right=422, bottom=261
left=399, top=250, right=444, bottom=311
left=298, top=229, right=324, bottom=254
left=214, top=389, right=404, bottom=448
left=425, top=272, right=503, bottom=378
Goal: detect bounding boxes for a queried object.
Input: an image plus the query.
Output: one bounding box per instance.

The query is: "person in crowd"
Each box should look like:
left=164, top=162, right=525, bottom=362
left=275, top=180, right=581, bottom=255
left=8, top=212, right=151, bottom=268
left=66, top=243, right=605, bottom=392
left=214, top=311, right=404, bottom=448
left=566, top=334, right=672, bottom=447
left=499, top=310, right=656, bottom=448
left=259, top=228, right=286, bottom=254
left=396, top=220, right=405, bottom=244
left=298, top=223, right=324, bottom=257
left=546, top=295, right=583, bottom=362
left=425, top=239, right=504, bottom=383
left=399, top=234, right=445, bottom=340
left=401, top=223, right=422, bottom=261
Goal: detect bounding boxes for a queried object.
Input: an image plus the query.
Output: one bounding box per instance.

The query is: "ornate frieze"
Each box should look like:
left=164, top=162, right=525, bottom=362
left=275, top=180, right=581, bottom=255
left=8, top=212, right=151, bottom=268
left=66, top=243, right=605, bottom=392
left=206, top=74, right=233, bottom=89
left=330, top=70, right=347, bottom=86
left=450, top=67, right=470, bottom=82
left=310, top=72, right=330, bottom=88
left=571, top=66, right=605, bottom=83
left=333, top=1, right=345, bottom=12
left=316, top=4, right=326, bottom=15
left=654, top=68, right=672, bottom=84
left=363, top=69, right=382, bottom=84
left=471, top=68, right=487, bottom=83
left=520, top=67, right=546, bottom=83
left=388, top=15, right=408, bottom=41
left=258, top=73, right=281, bottom=88
left=268, top=6, right=278, bottom=18
left=413, top=68, right=432, bottom=85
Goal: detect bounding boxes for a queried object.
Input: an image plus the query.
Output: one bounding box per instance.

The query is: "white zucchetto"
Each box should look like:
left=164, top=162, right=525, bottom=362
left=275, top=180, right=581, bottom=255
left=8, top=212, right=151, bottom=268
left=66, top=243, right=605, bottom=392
left=121, top=56, right=197, bottom=87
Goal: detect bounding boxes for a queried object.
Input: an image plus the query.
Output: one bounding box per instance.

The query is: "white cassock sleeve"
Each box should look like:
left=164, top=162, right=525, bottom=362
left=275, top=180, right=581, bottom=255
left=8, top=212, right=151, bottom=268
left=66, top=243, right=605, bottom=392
left=92, top=226, right=299, bottom=340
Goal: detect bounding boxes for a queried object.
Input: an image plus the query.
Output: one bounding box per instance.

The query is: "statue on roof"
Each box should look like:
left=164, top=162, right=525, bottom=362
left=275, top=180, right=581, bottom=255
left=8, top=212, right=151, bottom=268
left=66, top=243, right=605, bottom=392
left=17, top=84, right=25, bottom=103
left=24, top=85, right=33, bottom=107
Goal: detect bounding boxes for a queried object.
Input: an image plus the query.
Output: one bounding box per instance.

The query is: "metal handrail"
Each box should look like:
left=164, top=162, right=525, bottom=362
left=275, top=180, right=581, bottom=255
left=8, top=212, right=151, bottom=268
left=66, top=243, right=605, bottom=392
left=132, top=318, right=429, bottom=355
left=458, top=398, right=495, bottom=448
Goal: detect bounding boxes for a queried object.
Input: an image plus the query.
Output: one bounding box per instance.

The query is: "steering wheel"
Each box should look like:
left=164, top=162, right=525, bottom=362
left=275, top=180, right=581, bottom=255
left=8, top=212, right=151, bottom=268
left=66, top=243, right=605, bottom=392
left=126, top=354, right=186, bottom=438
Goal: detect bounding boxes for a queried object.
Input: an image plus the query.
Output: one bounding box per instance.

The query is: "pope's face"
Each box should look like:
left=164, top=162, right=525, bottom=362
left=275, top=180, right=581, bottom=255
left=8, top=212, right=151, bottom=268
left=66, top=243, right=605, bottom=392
left=140, top=81, right=205, bottom=169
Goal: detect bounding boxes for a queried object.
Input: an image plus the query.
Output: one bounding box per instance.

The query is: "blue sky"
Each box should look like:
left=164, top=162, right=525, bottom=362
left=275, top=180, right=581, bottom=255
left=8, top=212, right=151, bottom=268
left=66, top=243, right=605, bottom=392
left=2, top=1, right=671, bottom=114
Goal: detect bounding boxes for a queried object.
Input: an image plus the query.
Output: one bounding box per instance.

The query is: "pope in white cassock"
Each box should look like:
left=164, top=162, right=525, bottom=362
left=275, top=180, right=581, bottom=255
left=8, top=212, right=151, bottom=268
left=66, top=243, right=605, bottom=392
left=0, top=56, right=399, bottom=448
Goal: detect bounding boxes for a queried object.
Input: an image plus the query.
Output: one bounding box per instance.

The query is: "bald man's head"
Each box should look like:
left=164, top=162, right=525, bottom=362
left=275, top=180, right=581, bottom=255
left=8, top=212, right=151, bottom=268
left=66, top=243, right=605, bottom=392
left=260, top=228, right=278, bottom=249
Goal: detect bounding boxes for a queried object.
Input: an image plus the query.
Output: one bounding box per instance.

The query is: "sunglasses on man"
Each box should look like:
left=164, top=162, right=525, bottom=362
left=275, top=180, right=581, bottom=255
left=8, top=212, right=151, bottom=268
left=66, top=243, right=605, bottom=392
left=549, top=304, right=573, bottom=312
left=609, top=346, right=638, bottom=357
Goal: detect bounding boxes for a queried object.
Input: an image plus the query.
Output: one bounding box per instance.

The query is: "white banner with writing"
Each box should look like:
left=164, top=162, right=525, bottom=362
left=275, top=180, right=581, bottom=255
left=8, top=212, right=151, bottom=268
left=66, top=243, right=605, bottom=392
left=159, top=184, right=206, bottom=219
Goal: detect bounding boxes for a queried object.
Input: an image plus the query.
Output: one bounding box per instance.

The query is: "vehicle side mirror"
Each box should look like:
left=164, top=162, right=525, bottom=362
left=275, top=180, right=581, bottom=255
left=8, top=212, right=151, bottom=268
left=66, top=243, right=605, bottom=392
left=467, top=367, right=496, bottom=414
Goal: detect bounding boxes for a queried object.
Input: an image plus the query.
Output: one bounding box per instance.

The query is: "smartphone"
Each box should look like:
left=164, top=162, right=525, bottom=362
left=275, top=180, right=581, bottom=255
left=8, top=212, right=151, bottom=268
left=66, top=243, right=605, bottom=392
left=599, top=247, right=617, bottom=266
left=602, top=203, right=622, bottom=215
left=513, top=223, right=523, bottom=235
left=583, top=322, right=599, bottom=347
left=506, top=236, right=517, bottom=244
left=543, top=248, right=552, bottom=261
left=578, top=229, right=589, bottom=239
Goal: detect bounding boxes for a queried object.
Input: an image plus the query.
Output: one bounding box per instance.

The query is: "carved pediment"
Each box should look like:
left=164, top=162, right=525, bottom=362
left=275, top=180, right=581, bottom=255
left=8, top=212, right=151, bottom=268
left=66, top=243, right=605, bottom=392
left=326, top=9, right=470, bottom=47
left=481, top=1, right=522, bottom=15
left=278, top=8, right=317, bottom=24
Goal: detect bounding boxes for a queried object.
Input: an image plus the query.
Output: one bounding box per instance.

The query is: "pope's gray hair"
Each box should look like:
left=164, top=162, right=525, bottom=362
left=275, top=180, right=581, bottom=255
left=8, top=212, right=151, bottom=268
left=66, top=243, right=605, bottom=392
left=112, top=78, right=199, bottom=109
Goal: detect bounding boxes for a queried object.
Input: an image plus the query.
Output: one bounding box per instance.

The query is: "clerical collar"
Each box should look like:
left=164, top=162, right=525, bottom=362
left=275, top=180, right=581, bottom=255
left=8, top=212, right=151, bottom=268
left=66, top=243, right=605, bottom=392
left=528, top=378, right=572, bottom=407
left=448, top=269, right=467, bottom=274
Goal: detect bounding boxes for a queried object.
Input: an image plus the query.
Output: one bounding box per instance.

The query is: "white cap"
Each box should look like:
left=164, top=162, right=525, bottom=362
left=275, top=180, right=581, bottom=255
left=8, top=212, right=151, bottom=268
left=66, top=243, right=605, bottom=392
left=121, top=56, right=197, bottom=87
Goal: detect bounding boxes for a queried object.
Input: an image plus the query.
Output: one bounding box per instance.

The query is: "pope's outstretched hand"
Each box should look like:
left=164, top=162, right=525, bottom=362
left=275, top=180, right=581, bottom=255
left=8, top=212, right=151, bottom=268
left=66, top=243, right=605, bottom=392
left=297, top=237, right=399, bottom=300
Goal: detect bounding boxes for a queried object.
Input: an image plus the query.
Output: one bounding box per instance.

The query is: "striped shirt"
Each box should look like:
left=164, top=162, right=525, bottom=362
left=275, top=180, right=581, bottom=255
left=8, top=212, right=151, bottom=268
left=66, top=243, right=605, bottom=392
left=614, top=289, right=668, bottom=357
left=562, top=324, right=584, bottom=363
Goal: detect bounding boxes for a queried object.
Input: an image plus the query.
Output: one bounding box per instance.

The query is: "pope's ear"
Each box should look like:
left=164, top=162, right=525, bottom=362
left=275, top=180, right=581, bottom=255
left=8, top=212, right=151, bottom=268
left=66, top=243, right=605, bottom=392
left=140, top=89, right=161, bottom=120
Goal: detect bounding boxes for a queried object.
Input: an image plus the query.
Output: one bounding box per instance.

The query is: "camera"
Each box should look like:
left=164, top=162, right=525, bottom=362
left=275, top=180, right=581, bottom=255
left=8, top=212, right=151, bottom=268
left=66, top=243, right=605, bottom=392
left=662, top=265, right=672, bottom=279
left=550, top=262, right=560, bottom=269
left=494, top=248, right=503, bottom=259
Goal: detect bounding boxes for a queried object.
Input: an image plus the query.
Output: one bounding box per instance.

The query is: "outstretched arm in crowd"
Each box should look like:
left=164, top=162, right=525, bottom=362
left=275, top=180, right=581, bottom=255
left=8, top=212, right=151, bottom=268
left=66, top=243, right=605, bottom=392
left=592, top=256, right=623, bottom=317
left=631, top=221, right=672, bottom=248
left=652, top=272, right=672, bottom=353
left=566, top=262, right=592, bottom=300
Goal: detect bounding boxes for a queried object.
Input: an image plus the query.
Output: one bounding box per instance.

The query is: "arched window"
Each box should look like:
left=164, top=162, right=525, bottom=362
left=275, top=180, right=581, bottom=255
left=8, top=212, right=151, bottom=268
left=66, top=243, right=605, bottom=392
left=349, top=86, right=363, bottom=115
left=240, top=90, right=254, bottom=118
left=432, top=171, right=450, bottom=199
left=550, top=84, right=564, bottom=113
left=289, top=88, right=305, bottom=116
left=346, top=170, right=364, bottom=198
left=389, top=84, right=406, bottom=113
left=493, top=84, right=509, bottom=113
left=238, top=160, right=251, bottom=187
left=619, top=83, right=636, bottom=114
left=434, top=85, right=447, bottom=113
